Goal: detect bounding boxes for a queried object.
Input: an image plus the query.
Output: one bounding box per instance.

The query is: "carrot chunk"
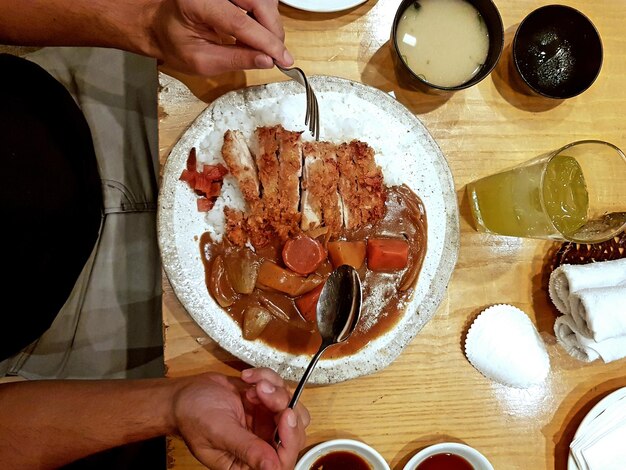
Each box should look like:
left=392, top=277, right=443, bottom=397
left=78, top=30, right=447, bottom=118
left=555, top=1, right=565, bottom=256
left=367, top=238, right=409, bottom=272
left=327, top=241, right=366, bottom=269
left=295, top=283, right=324, bottom=323
left=256, top=260, right=323, bottom=297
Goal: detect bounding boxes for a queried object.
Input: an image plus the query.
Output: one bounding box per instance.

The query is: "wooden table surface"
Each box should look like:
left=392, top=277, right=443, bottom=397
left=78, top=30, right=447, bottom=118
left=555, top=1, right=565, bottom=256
left=158, top=1, right=626, bottom=468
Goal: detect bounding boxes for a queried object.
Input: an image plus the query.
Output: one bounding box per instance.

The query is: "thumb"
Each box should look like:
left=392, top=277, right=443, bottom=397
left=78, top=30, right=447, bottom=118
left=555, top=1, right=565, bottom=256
left=209, top=416, right=279, bottom=470
left=193, top=44, right=274, bottom=75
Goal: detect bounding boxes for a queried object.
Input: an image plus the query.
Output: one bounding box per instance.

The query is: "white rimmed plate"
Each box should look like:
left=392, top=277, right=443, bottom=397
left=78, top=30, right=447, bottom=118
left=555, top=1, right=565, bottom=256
left=280, top=0, right=367, bottom=13
left=158, top=75, right=459, bottom=384
left=567, top=387, right=626, bottom=469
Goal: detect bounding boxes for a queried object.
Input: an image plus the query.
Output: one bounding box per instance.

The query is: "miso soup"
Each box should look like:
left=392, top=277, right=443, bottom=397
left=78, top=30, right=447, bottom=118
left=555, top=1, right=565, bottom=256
left=396, top=0, right=490, bottom=87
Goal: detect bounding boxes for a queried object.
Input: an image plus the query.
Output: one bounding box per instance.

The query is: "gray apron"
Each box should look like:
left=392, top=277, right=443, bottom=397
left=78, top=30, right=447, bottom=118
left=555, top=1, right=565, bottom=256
left=0, top=47, right=163, bottom=379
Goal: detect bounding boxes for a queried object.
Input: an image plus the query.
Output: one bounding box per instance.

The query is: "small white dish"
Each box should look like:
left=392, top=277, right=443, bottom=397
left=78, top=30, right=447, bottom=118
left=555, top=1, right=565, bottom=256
left=567, top=386, right=626, bottom=470
left=464, top=304, right=550, bottom=389
left=403, top=442, right=494, bottom=470
left=295, top=439, right=390, bottom=470
left=280, top=0, right=367, bottom=13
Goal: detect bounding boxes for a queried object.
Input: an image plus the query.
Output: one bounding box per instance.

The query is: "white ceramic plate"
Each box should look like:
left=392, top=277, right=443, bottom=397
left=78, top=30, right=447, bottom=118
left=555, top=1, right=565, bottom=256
left=295, top=439, right=390, bottom=470
left=567, top=387, right=626, bottom=469
left=280, top=0, right=367, bottom=13
left=158, top=75, right=459, bottom=384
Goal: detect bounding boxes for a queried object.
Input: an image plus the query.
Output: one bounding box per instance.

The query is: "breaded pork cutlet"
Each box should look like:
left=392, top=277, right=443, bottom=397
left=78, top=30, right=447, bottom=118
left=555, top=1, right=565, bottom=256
left=254, top=126, right=280, bottom=208
left=243, top=125, right=303, bottom=246
left=221, top=130, right=260, bottom=247
left=224, top=206, right=248, bottom=247
left=221, top=127, right=385, bottom=247
left=221, top=130, right=260, bottom=204
left=337, top=140, right=386, bottom=229
left=301, top=141, right=343, bottom=237
left=275, top=126, right=303, bottom=238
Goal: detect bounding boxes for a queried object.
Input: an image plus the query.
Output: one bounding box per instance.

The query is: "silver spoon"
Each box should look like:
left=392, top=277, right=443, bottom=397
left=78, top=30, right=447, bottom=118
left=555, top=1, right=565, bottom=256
left=274, top=264, right=362, bottom=447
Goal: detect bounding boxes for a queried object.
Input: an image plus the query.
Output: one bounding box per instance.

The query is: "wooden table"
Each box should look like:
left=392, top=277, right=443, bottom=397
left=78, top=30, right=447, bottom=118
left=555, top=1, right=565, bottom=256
left=159, top=1, right=626, bottom=468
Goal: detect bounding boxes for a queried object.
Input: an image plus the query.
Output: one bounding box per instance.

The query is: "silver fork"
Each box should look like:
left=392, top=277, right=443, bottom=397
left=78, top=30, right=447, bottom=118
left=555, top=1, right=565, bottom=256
left=275, top=63, right=320, bottom=141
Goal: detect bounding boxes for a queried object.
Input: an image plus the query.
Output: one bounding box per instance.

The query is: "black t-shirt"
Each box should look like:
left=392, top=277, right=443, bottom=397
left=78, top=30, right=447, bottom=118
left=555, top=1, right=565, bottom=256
left=0, top=53, right=102, bottom=360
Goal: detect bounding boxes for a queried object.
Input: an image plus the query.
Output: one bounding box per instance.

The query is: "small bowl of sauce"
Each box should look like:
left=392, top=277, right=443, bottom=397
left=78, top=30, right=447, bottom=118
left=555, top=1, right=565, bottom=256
left=295, top=439, right=390, bottom=470
left=311, top=450, right=372, bottom=470
left=391, top=0, right=504, bottom=92
left=403, top=442, right=493, bottom=470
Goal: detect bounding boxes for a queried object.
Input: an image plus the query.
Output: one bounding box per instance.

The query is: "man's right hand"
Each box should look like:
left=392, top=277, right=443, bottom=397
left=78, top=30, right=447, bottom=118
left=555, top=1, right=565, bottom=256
left=149, top=0, right=294, bottom=76
left=172, top=368, right=310, bottom=469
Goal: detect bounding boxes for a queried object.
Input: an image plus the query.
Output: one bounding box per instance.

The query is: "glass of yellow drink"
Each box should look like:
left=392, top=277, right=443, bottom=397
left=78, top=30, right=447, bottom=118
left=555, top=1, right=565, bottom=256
left=467, top=140, right=626, bottom=243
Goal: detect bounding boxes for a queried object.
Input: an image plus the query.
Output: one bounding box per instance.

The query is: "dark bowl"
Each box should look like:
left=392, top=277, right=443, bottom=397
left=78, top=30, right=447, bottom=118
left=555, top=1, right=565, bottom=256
left=391, top=0, right=504, bottom=92
left=513, top=5, right=603, bottom=99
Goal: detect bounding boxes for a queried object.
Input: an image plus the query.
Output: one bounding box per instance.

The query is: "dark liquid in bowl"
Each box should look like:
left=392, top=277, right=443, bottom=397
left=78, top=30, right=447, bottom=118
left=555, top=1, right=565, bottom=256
left=311, top=451, right=372, bottom=470
left=416, top=453, right=474, bottom=470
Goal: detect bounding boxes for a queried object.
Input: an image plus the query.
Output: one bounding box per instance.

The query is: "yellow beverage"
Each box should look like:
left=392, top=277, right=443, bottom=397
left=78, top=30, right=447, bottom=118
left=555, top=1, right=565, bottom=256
left=467, top=154, right=589, bottom=239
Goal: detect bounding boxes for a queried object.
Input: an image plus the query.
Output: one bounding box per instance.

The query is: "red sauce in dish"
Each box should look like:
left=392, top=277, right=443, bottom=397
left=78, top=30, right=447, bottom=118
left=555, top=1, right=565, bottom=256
left=415, top=453, right=474, bottom=470
left=310, top=451, right=372, bottom=470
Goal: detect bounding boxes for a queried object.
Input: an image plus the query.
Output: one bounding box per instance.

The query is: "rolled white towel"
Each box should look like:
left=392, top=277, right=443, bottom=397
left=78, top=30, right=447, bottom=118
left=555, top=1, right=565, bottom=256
left=570, top=286, right=626, bottom=341
left=554, top=315, right=626, bottom=363
left=549, top=258, right=626, bottom=315
left=554, top=315, right=597, bottom=362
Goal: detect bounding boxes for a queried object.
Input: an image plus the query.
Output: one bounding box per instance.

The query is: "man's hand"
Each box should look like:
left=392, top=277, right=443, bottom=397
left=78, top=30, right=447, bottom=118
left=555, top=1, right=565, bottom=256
left=0, top=0, right=291, bottom=76
left=172, top=368, right=310, bottom=469
left=150, top=0, right=294, bottom=76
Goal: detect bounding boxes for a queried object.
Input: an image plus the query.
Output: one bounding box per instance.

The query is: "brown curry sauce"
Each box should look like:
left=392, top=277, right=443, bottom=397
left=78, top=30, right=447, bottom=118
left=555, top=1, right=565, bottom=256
left=200, top=185, right=427, bottom=358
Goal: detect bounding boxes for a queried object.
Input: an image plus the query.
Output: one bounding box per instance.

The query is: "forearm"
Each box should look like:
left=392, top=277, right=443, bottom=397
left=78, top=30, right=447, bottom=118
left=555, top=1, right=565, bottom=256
left=0, top=0, right=159, bottom=57
left=0, top=378, right=177, bottom=469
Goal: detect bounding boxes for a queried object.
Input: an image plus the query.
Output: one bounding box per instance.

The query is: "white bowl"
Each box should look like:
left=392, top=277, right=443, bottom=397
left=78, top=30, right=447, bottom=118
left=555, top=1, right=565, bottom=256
left=295, top=439, right=390, bottom=470
left=403, top=443, right=494, bottom=470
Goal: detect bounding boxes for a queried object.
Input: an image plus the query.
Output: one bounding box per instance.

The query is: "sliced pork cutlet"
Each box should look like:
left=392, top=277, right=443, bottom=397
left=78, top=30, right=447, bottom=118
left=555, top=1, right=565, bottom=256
left=336, top=142, right=362, bottom=229
left=240, top=126, right=281, bottom=247
left=224, top=206, right=247, bottom=247
left=301, top=141, right=342, bottom=237
left=337, top=140, right=386, bottom=229
left=221, top=130, right=260, bottom=247
left=221, top=130, right=260, bottom=204
left=254, top=126, right=281, bottom=205
left=300, top=142, right=323, bottom=231
left=275, top=126, right=303, bottom=239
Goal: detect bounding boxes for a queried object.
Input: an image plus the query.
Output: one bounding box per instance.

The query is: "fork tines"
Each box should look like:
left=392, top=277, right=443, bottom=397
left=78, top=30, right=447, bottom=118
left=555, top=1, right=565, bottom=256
left=276, top=63, right=320, bottom=141
left=305, top=83, right=320, bottom=141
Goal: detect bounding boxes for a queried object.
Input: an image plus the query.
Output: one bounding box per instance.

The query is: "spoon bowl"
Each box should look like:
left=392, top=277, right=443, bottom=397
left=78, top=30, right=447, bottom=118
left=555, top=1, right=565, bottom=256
left=274, top=265, right=362, bottom=446
left=317, top=264, right=362, bottom=345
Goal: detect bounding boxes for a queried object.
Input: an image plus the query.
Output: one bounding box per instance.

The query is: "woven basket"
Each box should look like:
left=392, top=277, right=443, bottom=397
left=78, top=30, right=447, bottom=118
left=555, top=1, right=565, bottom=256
left=552, top=231, right=626, bottom=269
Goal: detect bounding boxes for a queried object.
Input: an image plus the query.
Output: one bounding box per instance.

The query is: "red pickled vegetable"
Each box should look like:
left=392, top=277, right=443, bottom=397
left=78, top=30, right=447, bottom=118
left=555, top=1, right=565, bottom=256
left=187, top=147, right=197, bottom=171
left=197, top=198, right=214, bottom=212
left=180, top=147, right=229, bottom=212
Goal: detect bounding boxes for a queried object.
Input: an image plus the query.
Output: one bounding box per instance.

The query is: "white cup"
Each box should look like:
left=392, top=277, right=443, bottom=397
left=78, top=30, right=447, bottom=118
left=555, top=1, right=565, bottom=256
left=295, top=439, right=390, bottom=470
left=403, top=442, right=494, bottom=470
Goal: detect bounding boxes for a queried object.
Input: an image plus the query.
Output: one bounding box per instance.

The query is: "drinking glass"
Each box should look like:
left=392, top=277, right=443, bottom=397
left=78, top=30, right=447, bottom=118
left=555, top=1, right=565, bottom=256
left=467, top=140, right=626, bottom=243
